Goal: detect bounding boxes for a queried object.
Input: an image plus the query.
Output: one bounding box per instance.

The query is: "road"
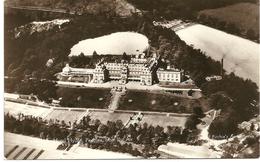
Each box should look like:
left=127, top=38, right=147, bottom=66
left=5, top=5, right=75, bottom=15
left=57, top=80, right=202, bottom=92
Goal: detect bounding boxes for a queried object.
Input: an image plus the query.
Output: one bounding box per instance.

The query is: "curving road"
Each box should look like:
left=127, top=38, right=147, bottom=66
left=5, top=5, right=75, bottom=15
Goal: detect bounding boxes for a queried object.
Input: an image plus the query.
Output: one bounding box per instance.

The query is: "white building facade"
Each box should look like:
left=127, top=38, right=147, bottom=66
left=58, top=54, right=183, bottom=85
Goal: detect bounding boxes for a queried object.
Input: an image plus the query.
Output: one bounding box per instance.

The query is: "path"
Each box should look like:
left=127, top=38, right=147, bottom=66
left=108, top=86, right=126, bottom=111
left=4, top=96, right=189, bottom=130
left=157, top=109, right=223, bottom=158
left=108, top=92, right=122, bottom=111
left=57, top=80, right=201, bottom=92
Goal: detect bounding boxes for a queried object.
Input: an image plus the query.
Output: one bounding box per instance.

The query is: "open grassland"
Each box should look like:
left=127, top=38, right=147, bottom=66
left=4, top=101, right=51, bottom=118
left=140, top=114, right=187, bottom=129
left=56, top=87, right=112, bottom=109
left=118, top=90, right=209, bottom=113
left=88, top=111, right=132, bottom=125
left=198, top=3, right=259, bottom=34
left=44, top=109, right=86, bottom=124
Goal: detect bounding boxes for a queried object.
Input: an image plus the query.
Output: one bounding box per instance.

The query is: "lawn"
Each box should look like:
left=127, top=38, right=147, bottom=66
left=140, top=114, right=187, bottom=129
left=56, top=87, right=112, bottom=109
left=88, top=111, right=132, bottom=125
left=44, top=109, right=86, bottom=124
left=118, top=90, right=208, bottom=113
left=4, top=101, right=51, bottom=118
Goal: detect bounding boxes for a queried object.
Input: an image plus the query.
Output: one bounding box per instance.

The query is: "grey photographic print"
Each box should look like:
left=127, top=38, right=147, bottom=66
left=3, top=0, right=260, bottom=159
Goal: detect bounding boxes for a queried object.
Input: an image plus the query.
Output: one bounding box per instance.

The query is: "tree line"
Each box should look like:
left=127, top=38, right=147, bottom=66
left=127, top=0, right=259, bottom=42
left=4, top=8, right=259, bottom=140
left=5, top=112, right=204, bottom=158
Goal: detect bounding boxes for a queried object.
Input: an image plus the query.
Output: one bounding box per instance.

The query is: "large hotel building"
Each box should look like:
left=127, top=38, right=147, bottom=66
left=58, top=53, right=183, bottom=86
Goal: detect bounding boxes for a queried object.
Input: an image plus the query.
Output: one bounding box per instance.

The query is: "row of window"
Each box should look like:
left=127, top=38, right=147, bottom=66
left=159, top=78, right=180, bottom=82
left=158, top=73, right=180, bottom=78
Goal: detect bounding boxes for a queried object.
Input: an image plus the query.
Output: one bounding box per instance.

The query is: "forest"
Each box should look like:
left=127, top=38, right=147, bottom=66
left=127, top=0, right=259, bottom=41
left=4, top=6, right=259, bottom=139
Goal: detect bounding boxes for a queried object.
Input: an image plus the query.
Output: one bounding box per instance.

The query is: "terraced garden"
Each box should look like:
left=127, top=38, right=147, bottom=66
left=118, top=90, right=209, bottom=113
left=56, top=87, right=112, bottom=109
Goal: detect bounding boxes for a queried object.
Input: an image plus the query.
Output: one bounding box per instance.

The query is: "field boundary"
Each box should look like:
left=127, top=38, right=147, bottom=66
left=5, top=98, right=191, bottom=117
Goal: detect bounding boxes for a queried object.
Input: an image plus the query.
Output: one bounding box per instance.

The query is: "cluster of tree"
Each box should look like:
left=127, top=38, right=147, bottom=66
left=127, top=0, right=257, bottom=20
left=128, top=0, right=259, bottom=42
left=4, top=5, right=259, bottom=141
left=68, top=51, right=125, bottom=68
left=221, top=135, right=260, bottom=158
left=5, top=112, right=203, bottom=158
left=69, top=52, right=98, bottom=68
left=5, top=0, right=137, bottom=17
left=197, top=14, right=259, bottom=43
left=77, top=115, right=200, bottom=147
left=81, top=136, right=144, bottom=157
left=208, top=108, right=240, bottom=139
left=141, top=25, right=222, bottom=86
left=139, top=23, right=258, bottom=139
left=185, top=107, right=205, bottom=130
left=4, top=11, right=143, bottom=92
left=5, top=113, right=70, bottom=140
left=204, top=74, right=259, bottom=138
left=202, top=73, right=258, bottom=112
left=15, top=79, right=58, bottom=103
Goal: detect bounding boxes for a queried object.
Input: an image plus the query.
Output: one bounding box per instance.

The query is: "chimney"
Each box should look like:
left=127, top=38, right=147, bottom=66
left=147, top=40, right=151, bottom=55
left=221, top=58, right=224, bottom=76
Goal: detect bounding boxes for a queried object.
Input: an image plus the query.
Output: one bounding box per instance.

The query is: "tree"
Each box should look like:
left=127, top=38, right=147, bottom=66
left=209, top=92, right=232, bottom=110
left=185, top=114, right=201, bottom=130
left=122, top=52, right=129, bottom=62
left=208, top=109, right=239, bottom=139
left=93, top=51, right=98, bottom=58
left=115, top=120, right=124, bottom=130
left=246, top=29, right=256, bottom=40
left=98, top=124, right=108, bottom=136
left=193, top=106, right=205, bottom=118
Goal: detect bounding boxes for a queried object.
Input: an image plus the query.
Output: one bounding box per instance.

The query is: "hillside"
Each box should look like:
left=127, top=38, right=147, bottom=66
left=14, top=19, right=70, bottom=39
left=4, top=0, right=259, bottom=146
left=198, top=3, right=259, bottom=41
left=127, top=0, right=257, bottom=19
left=5, top=0, right=141, bottom=16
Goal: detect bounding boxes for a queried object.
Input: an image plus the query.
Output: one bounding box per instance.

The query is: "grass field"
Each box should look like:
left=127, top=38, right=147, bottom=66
left=198, top=2, right=259, bottom=34
left=88, top=111, right=132, bottom=125
left=56, top=87, right=112, bottom=109
left=4, top=101, right=51, bottom=118
left=44, top=109, right=86, bottom=124
left=118, top=90, right=208, bottom=113
left=140, top=114, right=187, bottom=129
